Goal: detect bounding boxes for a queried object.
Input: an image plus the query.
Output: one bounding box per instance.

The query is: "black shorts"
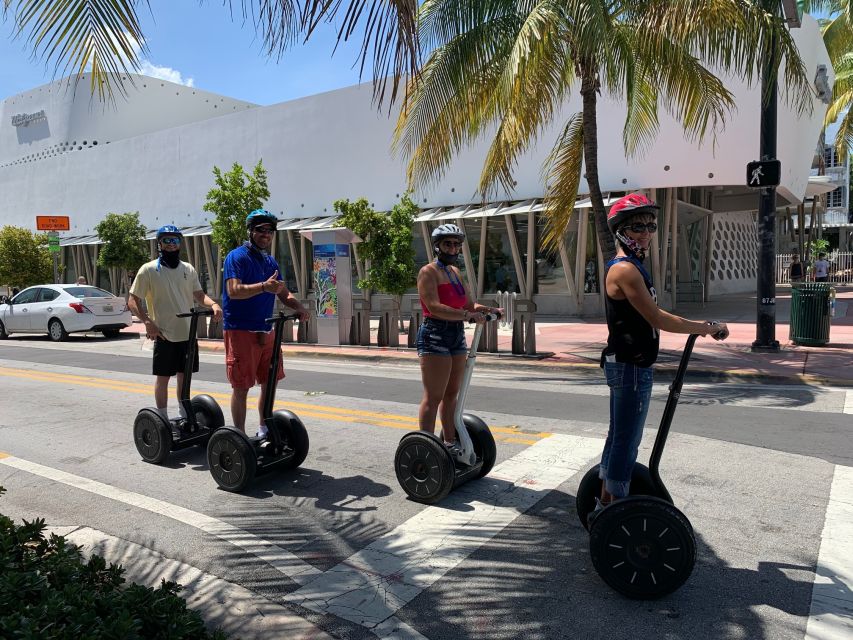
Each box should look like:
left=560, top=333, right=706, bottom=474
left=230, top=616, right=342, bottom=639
left=153, top=338, right=199, bottom=377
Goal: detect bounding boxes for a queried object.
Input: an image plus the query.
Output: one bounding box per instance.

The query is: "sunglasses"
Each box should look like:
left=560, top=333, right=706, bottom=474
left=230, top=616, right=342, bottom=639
left=440, top=240, right=463, bottom=248
left=160, top=237, right=181, bottom=245
left=253, top=226, right=275, bottom=234
left=623, top=222, right=658, bottom=234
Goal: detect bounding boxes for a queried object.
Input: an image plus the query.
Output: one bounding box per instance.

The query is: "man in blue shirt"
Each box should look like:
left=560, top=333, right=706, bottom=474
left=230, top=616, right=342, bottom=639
left=222, top=209, right=309, bottom=438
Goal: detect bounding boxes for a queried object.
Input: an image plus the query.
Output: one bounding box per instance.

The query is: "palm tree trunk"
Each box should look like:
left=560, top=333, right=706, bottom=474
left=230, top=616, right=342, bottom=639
left=580, top=63, right=616, bottom=261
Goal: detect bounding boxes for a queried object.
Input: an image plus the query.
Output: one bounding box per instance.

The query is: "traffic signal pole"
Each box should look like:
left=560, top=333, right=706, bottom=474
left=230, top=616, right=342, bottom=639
left=752, top=26, right=780, bottom=353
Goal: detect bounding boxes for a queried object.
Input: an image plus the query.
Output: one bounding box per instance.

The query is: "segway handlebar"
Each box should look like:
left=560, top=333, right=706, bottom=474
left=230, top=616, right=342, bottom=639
left=265, top=311, right=301, bottom=324
left=176, top=308, right=214, bottom=318
left=467, top=311, right=502, bottom=323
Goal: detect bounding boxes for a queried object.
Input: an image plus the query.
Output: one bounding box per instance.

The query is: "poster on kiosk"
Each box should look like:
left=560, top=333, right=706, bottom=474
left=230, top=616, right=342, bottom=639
left=299, top=228, right=361, bottom=345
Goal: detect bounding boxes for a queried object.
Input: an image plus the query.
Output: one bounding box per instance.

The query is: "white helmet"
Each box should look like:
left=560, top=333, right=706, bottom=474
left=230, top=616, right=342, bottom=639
left=431, top=223, right=465, bottom=245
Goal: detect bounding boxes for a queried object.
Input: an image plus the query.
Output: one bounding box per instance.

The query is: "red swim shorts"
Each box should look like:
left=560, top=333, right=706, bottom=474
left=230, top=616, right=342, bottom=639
left=224, top=329, right=285, bottom=389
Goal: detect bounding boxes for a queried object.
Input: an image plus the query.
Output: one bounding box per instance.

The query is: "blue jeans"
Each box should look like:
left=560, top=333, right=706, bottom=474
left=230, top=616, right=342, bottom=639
left=599, top=361, right=654, bottom=498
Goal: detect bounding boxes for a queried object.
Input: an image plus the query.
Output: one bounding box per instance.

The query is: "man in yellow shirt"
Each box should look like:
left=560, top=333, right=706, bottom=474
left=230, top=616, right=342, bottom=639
left=128, top=225, right=222, bottom=419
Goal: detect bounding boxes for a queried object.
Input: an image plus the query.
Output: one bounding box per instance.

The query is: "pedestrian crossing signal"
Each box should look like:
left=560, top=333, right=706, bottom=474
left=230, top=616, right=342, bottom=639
left=746, top=160, right=781, bottom=188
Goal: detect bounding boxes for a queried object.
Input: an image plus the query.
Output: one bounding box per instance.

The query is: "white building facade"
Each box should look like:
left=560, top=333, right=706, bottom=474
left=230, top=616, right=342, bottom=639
left=0, top=16, right=833, bottom=316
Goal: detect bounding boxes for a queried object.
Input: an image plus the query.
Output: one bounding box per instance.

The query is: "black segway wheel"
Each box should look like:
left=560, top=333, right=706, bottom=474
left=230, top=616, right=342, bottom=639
left=576, top=463, right=661, bottom=531
left=270, top=410, right=310, bottom=469
left=395, top=432, right=455, bottom=504
left=133, top=409, right=173, bottom=465
left=463, top=413, right=496, bottom=479
left=207, top=428, right=257, bottom=492
left=589, top=497, right=696, bottom=599
left=190, top=394, right=225, bottom=445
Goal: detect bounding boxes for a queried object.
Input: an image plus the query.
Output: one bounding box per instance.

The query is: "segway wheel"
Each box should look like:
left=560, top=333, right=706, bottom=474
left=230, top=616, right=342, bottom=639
left=207, top=428, right=257, bottom=492
left=133, top=409, right=173, bottom=465
left=270, top=410, right=310, bottom=469
left=395, top=432, right=455, bottom=504
left=589, top=497, right=696, bottom=599
left=576, top=463, right=661, bottom=531
left=463, top=414, right=496, bottom=479
left=190, top=394, right=225, bottom=445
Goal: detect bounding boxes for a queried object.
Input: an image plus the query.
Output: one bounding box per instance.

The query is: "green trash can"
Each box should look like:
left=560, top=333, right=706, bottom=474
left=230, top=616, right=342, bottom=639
left=789, top=283, right=834, bottom=346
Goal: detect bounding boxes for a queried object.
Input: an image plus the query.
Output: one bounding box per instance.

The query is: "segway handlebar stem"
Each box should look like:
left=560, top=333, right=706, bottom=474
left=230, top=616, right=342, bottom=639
left=648, top=334, right=700, bottom=501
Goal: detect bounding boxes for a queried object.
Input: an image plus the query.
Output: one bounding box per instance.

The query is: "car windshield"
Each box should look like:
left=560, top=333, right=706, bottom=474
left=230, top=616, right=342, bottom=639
left=63, top=286, right=115, bottom=298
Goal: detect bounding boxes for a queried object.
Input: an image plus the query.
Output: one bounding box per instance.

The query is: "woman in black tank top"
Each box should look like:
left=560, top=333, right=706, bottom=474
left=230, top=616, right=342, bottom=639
left=589, top=194, right=729, bottom=526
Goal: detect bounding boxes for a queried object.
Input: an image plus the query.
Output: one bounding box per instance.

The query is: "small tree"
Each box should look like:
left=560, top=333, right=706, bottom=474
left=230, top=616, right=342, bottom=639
left=334, top=194, right=418, bottom=319
left=205, top=160, right=270, bottom=253
left=0, top=226, right=52, bottom=290
left=95, top=212, right=148, bottom=295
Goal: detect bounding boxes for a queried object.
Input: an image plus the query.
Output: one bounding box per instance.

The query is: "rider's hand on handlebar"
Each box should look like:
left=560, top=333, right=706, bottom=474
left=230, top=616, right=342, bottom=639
left=705, top=321, right=729, bottom=341
left=210, top=303, right=223, bottom=322
left=296, top=308, right=310, bottom=322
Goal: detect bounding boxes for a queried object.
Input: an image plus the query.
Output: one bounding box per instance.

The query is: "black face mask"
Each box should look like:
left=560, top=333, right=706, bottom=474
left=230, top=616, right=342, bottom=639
left=159, top=250, right=181, bottom=269
left=436, top=252, right=459, bottom=266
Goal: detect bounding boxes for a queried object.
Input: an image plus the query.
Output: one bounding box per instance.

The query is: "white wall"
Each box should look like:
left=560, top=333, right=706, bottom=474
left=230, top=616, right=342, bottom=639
left=0, top=16, right=831, bottom=236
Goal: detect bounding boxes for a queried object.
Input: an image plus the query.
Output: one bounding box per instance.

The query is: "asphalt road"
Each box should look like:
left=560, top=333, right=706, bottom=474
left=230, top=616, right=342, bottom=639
left=0, top=334, right=850, bottom=640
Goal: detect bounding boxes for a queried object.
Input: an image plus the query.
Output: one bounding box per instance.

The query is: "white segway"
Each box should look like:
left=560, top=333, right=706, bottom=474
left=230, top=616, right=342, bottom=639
left=394, top=312, right=501, bottom=504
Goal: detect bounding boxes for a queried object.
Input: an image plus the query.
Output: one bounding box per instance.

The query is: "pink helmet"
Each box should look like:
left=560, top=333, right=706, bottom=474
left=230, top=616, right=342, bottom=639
left=607, top=193, right=659, bottom=233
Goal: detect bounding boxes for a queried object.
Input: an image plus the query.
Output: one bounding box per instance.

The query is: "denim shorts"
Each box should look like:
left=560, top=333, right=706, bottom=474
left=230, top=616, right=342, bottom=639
left=416, top=318, right=467, bottom=356
left=598, top=360, right=654, bottom=498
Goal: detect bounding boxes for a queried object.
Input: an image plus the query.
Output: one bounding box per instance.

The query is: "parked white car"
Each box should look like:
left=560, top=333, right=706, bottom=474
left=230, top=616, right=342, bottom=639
left=0, top=284, right=132, bottom=341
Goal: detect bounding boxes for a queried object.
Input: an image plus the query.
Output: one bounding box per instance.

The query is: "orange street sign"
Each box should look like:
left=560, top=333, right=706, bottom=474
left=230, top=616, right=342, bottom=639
left=36, top=216, right=70, bottom=231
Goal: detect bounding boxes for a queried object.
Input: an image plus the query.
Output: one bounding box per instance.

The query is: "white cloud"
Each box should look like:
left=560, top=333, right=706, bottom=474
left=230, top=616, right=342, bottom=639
left=139, top=60, right=195, bottom=87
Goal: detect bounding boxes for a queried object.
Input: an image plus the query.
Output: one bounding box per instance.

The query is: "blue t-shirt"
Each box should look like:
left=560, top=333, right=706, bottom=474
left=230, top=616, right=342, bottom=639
left=222, top=243, right=281, bottom=331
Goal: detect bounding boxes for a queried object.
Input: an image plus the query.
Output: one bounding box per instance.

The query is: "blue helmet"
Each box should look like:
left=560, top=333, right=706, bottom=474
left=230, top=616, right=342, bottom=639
left=156, top=224, right=183, bottom=241
left=246, top=209, right=277, bottom=231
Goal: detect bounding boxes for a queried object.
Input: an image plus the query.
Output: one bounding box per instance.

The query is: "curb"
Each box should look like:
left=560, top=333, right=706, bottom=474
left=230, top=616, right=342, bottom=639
left=187, top=336, right=853, bottom=387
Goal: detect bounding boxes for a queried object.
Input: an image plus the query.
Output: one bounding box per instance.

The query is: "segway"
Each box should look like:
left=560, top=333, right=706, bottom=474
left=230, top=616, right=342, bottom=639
left=134, top=308, right=225, bottom=464
left=394, top=312, right=501, bottom=504
left=206, top=311, right=309, bottom=492
left=576, top=327, right=727, bottom=599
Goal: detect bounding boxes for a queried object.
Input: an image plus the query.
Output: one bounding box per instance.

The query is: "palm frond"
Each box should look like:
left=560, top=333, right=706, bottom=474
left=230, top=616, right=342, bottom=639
left=477, top=0, right=574, bottom=196
left=393, top=13, right=521, bottom=189
left=4, top=0, right=149, bottom=101
left=300, top=0, right=420, bottom=107
left=541, top=112, right=584, bottom=252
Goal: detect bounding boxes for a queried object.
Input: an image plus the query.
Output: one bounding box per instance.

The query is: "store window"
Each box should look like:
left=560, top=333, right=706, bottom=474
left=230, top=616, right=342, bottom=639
left=534, top=212, right=575, bottom=294
left=482, top=216, right=520, bottom=293
left=275, top=233, right=300, bottom=295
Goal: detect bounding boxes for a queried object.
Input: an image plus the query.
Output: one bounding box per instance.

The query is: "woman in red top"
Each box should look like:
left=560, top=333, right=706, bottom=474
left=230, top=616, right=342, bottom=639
left=417, top=224, right=499, bottom=458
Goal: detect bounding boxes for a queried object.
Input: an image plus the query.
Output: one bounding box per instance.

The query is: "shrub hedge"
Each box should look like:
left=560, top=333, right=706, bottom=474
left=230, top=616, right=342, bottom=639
left=0, top=486, right=229, bottom=639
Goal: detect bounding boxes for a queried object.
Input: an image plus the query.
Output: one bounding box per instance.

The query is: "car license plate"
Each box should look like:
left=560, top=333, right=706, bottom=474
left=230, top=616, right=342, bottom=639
left=103, top=304, right=113, bottom=312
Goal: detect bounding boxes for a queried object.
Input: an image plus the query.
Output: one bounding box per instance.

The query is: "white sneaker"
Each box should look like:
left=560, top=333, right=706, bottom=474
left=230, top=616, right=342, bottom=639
left=256, top=427, right=269, bottom=441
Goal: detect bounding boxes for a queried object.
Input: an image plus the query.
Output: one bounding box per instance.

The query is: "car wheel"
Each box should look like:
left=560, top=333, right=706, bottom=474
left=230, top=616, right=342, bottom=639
left=0, top=319, right=8, bottom=339
left=102, top=328, right=122, bottom=338
left=48, top=318, right=69, bottom=342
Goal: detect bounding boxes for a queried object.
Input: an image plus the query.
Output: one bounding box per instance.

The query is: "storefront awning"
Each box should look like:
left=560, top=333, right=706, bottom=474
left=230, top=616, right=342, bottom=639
left=182, top=225, right=212, bottom=237
left=298, top=216, right=339, bottom=230
left=278, top=217, right=314, bottom=231
left=414, top=207, right=444, bottom=222
left=462, top=202, right=508, bottom=218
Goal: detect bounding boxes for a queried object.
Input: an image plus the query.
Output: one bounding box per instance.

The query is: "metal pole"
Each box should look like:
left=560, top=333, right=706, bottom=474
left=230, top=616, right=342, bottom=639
left=752, top=20, right=780, bottom=353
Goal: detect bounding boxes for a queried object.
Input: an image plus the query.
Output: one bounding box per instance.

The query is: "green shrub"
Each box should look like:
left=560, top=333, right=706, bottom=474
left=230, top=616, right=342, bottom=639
left=0, top=486, right=228, bottom=639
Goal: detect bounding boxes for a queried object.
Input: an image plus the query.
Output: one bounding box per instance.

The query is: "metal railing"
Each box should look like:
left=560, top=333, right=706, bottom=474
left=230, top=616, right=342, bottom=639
left=776, top=252, right=853, bottom=284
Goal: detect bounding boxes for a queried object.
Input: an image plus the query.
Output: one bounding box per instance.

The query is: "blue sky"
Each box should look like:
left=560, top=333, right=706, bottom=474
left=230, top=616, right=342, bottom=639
left=0, top=3, right=368, bottom=104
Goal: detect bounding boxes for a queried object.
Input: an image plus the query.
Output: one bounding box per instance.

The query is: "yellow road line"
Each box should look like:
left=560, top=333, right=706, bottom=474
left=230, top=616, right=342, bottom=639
left=0, top=452, right=9, bottom=459
left=0, top=366, right=551, bottom=443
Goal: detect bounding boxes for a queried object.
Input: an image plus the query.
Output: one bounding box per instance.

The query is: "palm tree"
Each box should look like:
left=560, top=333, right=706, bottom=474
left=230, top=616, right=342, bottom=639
left=394, top=0, right=815, bottom=258
left=0, top=1, right=419, bottom=103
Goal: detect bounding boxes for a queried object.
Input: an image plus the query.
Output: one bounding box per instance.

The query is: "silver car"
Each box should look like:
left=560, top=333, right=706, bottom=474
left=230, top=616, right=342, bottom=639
left=0, top=284, right=132, bottom=341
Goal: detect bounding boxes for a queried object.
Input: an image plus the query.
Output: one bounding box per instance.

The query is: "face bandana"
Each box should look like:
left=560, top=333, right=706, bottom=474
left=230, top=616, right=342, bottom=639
left=615, top=229, right=647, bottom=261
left=159, top=250, right=181, bottom=269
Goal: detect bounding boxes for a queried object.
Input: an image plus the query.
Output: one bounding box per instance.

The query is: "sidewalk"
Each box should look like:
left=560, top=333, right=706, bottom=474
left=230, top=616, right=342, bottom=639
left=124, top=285, right=853, bottom=386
